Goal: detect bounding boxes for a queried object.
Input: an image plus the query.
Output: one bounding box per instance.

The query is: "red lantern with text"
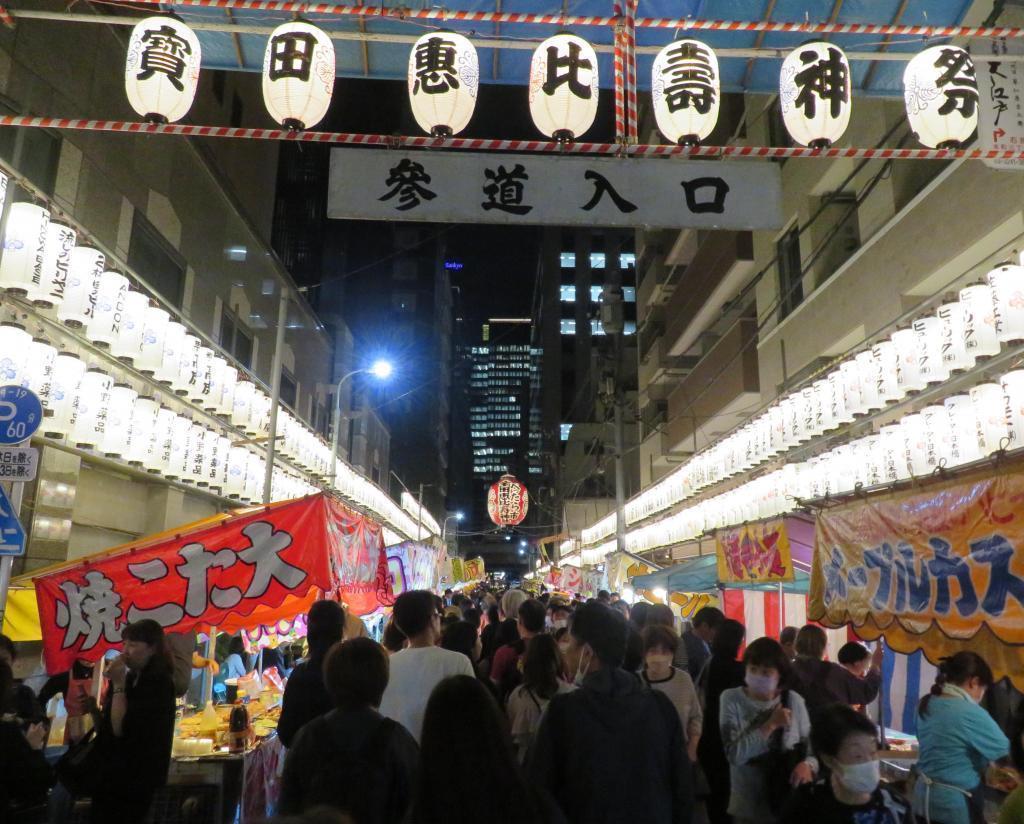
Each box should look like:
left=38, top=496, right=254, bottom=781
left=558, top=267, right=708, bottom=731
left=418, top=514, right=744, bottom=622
left=487, top=474, right=529, bottom=526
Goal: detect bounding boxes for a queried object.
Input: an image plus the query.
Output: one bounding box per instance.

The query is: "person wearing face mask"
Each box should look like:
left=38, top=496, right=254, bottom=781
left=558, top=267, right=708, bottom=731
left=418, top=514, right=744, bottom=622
left=507, top=634, right=574, bottom=763
left=378, top=591, right=475, bottom=743
left=642, top=625, right=703, bottom=763
left=913, top=652, right=1008, bottom=824
left=549, top=602, right=572, bottom=632
left=526, top=601, right=692, bottom=824
left=780, top=704, right=909, bottom=823
left=720, top=637, right=817, bottom=824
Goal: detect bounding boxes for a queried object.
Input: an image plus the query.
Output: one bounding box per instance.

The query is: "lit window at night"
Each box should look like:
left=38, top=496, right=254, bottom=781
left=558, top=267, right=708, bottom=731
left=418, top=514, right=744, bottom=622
left=560, top=424, right=574, bottom=441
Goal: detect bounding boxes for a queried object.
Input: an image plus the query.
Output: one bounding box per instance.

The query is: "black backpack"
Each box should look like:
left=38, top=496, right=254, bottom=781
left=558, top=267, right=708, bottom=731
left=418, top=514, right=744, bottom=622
left=295, top=713, right=399, bottom=824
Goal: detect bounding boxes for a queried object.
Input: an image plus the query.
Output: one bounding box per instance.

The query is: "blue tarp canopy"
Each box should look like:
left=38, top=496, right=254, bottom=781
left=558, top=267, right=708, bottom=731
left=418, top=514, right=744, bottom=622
left=170, top=0, right=974, bottom=96
left=631, top=553, right=810, bottom=594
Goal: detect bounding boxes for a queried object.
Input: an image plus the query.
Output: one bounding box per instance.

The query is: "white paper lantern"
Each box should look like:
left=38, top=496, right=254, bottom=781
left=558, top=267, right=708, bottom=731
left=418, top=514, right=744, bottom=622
left=407, top=31, right=478, bottom=137
left=871, top=340, right=904, bottom=403
left=219, top=364, right=238, bottom=416
left=136, top=305, right=168, bottom=375
left=901, top=413, right=931, bottom=476
left=937, top=301, right=975, bottom=373
left=800, top=386, right=820, bottom=438
left=176, top=334, right=200, bottom=396
left=71, top=368, right=113, bottom=448
left=262, top=20, right=335, bottom=130
left=921, top=404, right=954, bottom=470
left=0, top=322, right=30, bottom=388
left=46, top=353, right=85, bottom=437
left=891, top=328, right=927, bottom=393
left=987, top=263, right=1024, bottom=343
left=125, top=16, right=201, bottom=123
left=826, top=369, right=851, bottom=425
left=126, top=396, right=159, bottom=465
left=861, top=434, right=884, bottom=487
left=652, top=39, right=719, bottom=145
left=855, top=350, right=882, bottom=411
left=101, top=383, right=137, bottom=457
left=779, top=42, right=851, bottom=148
left=106, top=289, right=147, bottom=365
left=214, top=435, right=232, bottom=491
left=232, top=380, right=256, bottom=431
left=904, top=46, right=978, bottom=149
left=166, top=414, right=192, bottom=479
left=767, top=405, right=786, bottom=454
left=528, top=34, right=599, bottom=141
left=189, top=346, right=213, bottom=403
left=879, top=424, right=908, bottom=482
left=226, top=446, right=249, bottom=498
left=156, top=320, right=186, bottom=386
left=148, top=406, right=176, bottom=473
left=958, top=283, right=1000, bottom=358
left=23, top=338, right=57, bottom=407
left=1001, top=370, right=1024, bottom=447
left=912, top=316, right=950, bottom=384
left=58, top=247, right=105, bottom=329
left=244, top=451, right=264, bottom=502
left=970, top=382, right=1009, bottom=455
left=0, top=202, right=50, bottom=300
left=198, top=426, right=218, bottom=487
left=945, top=394, right=983, bottom=465
left=839, top=359, right=864, bottom=416
left=86, top=270, right=129, bottom=348
left=38, top=222, right=77, bottom=309
left=185, top=423, right=206, bottom=483
left=249, top=391, right=271, bottom=437
left=205, top=355, right=226, bottom=412
left=830, top=444, right=857, bottom=494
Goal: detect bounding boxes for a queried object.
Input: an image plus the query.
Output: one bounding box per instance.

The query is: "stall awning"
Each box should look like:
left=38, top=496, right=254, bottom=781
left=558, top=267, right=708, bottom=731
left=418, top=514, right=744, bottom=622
left=7, top=493, right=390, bottom=673
left=632, top=553, right=810, bottom=594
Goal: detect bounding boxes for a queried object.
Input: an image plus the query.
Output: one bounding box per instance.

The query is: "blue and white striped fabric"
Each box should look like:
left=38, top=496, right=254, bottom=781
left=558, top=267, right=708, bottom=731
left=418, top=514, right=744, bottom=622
left=879, top=646, right=938, bottom=736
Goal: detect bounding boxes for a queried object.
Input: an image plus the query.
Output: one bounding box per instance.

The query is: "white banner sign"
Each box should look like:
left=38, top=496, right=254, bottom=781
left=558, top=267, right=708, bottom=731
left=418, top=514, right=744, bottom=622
left=974, top=38, right=1024, bottom=170
left=0, top=446, right=38, bottom=482
left=327, top=148, right=783, bottom=230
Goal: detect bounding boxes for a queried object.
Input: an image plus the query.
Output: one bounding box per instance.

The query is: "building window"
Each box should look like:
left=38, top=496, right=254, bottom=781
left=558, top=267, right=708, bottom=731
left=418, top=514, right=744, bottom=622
left=128, top=211, right=186, bottom=309
left=560, top=252, right=576, bottom=268
left=777, top=225, right=804, bottom=321
left=280, top=368, right=298, bottom=408
left=220, top=306, right=254, bottom=369
left=560, top=423, right=574, bottom=441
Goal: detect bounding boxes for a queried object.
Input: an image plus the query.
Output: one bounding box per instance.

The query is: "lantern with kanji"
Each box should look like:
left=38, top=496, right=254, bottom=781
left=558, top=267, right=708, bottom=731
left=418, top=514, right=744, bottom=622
left=652, top=39, right=720, bottom=145
left=408, top=31, right=479, bottom=136
left=903, top=46, right=978, bottom=149
left=779, top=42, right=851, bottom=148
left=125, top=16, right=201, bottom=123
left=487, top=473, right=529, bottom=526
left=262, top=20, right=335, bottom=130
left=528, top=34, right=598, bottom=142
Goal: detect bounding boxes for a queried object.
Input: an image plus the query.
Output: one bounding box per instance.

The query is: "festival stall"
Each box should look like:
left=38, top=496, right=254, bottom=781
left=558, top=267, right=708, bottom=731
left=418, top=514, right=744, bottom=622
left=5, top=491, right=392, bottom=823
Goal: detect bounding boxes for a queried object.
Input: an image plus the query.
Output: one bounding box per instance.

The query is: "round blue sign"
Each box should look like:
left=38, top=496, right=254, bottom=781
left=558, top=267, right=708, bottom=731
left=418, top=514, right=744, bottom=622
left=0, top=385, right=42, bottom=445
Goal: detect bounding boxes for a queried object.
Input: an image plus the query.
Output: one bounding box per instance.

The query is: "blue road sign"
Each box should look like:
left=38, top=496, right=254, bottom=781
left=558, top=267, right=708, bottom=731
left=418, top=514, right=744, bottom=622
left=0, top=385, right=42, bottom=445
left=0, top=485, right=25, bottom=557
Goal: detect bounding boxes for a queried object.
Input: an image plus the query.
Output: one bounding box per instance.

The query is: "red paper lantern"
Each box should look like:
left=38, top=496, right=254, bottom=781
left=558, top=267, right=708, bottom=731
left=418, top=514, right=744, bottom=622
left=487, top=473, right=529, bottom=526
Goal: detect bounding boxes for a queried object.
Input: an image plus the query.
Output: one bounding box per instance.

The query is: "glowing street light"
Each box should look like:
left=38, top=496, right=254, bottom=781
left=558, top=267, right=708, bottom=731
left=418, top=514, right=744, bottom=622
left=329, top=360, right=394, bottom=469
left=370, top=359, right=393, bottom=379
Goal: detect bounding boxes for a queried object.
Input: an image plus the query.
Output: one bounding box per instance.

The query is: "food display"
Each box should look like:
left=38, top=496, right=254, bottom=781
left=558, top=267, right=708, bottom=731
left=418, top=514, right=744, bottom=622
left=174, top=692, right=282, bottom=758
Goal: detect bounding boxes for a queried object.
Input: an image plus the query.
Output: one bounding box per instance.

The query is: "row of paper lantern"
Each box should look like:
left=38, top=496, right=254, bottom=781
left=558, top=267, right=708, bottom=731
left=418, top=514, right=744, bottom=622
left=583, top=260, right=1024, bottom=547
left=124, top=15, right=977, bottom=148
left=400, top=491, right=441, bottom=537
left=0, top=328, right=430, bottom=536
left=0, top=205, right=435, bottom=539
left=623, top=368, right=1024, bottom=554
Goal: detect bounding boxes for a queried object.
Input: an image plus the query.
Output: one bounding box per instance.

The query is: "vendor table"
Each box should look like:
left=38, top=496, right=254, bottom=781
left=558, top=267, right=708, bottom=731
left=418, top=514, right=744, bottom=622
left=165, top=734, right=283, bottom=824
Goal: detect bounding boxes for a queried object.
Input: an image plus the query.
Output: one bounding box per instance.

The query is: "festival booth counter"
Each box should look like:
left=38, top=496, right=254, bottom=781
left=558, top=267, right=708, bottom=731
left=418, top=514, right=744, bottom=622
left=809, top=465, right=1024, bottom=807
left=5, top=492, right=393, bottom=824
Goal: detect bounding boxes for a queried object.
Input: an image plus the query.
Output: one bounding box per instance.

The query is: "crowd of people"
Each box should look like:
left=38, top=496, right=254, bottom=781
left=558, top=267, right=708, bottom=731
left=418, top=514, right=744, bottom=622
left=2, top=586, right=1024, bottom=823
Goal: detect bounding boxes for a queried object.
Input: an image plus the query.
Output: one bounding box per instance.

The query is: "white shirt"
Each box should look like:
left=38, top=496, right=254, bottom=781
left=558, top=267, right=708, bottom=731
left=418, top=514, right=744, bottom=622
left=378, top=646, right=475, bottom=742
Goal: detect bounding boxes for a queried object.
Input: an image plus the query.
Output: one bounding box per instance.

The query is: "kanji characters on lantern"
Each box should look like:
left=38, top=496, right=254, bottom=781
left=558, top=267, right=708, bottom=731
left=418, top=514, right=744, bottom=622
left=125, top=16, right=201, bottom=123
left=487, top=473, right=529, bottom=526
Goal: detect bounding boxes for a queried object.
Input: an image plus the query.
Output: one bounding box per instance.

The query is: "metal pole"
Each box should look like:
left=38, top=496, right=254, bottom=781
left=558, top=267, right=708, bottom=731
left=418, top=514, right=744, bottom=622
left=877, top=637, right=888, bottom=749
left=0, top=438, right=26, bottom=627
left=262, top=287, right=290, bottom=504
left=417, top=483, right=424, bottom=543
left=329, top=369, right=364, bottom=476
left=613, top=389, right=627, bottom=557
left=777, top=580, right=784, bottom=637
left=202, top=628, right=216, bottom=705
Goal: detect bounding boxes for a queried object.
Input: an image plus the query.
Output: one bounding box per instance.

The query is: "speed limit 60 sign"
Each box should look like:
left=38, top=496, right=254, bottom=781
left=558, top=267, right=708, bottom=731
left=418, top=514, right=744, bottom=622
left=0, top=385, right=42, bottom=445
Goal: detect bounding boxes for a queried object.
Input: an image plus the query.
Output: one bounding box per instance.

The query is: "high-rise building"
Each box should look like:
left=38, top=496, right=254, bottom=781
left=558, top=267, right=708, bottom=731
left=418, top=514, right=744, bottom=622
left=468, top=319, right=543, bottom=529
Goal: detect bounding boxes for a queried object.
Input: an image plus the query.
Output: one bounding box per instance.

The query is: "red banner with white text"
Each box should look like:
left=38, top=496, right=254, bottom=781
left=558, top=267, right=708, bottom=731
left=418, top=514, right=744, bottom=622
left=35, top=494, right=387, bottom=673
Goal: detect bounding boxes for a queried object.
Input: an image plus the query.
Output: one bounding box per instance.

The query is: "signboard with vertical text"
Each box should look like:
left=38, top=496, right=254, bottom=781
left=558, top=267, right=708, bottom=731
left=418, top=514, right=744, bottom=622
left=326, top=148, right=783, bottom=230
left=974, top=38, right=1024, bottom=170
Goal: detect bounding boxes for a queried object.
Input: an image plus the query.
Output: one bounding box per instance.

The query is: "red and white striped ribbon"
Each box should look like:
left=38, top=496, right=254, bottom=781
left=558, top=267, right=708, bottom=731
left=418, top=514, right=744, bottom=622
left=612, top=2, right=626, bottom=143
left=105, top=1, right=1024, bottom=39
left=625, top=0, right=638, bottom=143
left=2, top=116, right=1023, bottom=161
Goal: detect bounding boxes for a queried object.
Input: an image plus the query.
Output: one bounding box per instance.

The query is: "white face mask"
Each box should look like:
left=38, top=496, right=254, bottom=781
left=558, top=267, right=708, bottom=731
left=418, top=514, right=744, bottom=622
left=745, top=670, right=779, bottom=697
left=552, top=619, right=568, bottom=630
left=835, top=759, right=880, bottom=795
left=573, top=647, right=592, bottom=686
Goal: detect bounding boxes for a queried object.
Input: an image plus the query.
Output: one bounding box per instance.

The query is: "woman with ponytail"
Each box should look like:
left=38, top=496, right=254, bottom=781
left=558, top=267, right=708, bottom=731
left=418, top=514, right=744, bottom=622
left=913, top=652, right=1009, bottom=824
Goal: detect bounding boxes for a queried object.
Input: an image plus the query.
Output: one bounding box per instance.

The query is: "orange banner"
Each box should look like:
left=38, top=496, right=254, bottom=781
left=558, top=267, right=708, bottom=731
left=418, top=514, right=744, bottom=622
left=716, top=518, right=794, bottom=584
left=811, top=467, right=1024, bottom=687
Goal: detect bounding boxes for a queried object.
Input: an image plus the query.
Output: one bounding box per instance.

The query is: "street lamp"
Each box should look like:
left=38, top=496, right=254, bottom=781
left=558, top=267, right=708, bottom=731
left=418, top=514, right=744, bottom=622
left=441, top=511, right=464, bottom=544
left=329, top=360, right=393, bottom=473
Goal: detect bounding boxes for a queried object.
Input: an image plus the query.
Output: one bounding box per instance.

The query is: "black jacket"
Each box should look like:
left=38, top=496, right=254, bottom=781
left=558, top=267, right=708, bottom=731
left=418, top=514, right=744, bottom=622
left=278, top=657, right=331, bottom=747
left=527, top=667, right=693, bottom=824
left=790, top=657, right=881, bottom=717
left=0, top=720, right=52, bottom=815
